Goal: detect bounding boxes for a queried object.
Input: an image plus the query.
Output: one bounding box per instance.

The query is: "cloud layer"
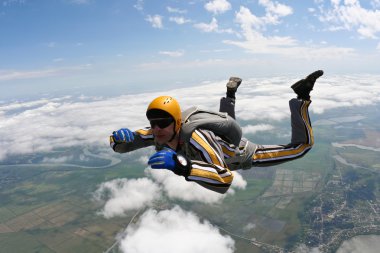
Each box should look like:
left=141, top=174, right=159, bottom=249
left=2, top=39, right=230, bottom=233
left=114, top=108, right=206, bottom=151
left=1, top=75, right=380, bottom=161
left=119, top=206, right=235, bottom=253
left=146, top=169, right=246, bottom=204
left=93, top=178, right=161, bottom=218
left=94, top=167, right=247, bottom=218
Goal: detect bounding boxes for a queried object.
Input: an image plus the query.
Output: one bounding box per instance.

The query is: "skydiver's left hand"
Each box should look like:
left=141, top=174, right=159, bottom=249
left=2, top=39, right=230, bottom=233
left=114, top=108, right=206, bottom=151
left=148, top=149, right=176, bottom=170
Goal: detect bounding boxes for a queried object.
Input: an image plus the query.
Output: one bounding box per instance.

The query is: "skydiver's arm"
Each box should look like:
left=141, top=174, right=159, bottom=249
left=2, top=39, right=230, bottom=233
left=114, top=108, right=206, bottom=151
left=185, top=160, right=233, bottom=194
left=110, top=127, right=155, bottom=153
left=147, top=144, right=233, bottom=194
left=184, top=129, right=234, bottom=194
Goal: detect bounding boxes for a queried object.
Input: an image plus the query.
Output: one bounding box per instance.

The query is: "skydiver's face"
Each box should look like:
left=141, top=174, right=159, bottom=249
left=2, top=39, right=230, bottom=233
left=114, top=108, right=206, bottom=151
left=149, top=118, right=176, bottom=145
left=151, top=122, right=175, bottom=145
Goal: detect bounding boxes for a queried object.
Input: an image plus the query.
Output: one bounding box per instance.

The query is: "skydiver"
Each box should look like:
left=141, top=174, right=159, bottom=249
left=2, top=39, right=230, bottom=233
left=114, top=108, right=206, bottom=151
left=110, top=70, right=324, bottom=194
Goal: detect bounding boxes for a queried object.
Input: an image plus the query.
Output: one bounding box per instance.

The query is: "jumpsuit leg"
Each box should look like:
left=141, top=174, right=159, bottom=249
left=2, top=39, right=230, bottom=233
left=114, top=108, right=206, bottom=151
left=219, top=97, right=236, bottom=119
left=251, top=98, right=314, bottom=166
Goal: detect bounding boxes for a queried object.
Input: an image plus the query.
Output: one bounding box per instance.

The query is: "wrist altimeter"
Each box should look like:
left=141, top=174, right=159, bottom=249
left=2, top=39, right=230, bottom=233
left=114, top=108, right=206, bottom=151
left=173, top=154, right=191, bottom=176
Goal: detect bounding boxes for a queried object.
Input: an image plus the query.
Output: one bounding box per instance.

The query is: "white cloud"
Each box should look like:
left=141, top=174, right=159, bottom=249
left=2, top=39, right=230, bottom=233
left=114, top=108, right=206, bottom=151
left=119, top=206, right=235, bottom=253
left=0, top=65, right=91, bottom=81
left=318, top=0, right=380, bottom=39
left=134, top=0, right=144, bottom=11
left=295, top=244, right=321, bottom=253
left=146, top=169, right=246, bottom=203
left=137, top=155, right=149, bottom=165
left=336, top=235, right=380, bottom=253
left=92, top=168, right=246, bottom=220
left=146, top=15, right=163, bottom=29
left=0, top=97, right=64, bottom=110
left=93, top=178, right=161, bottom=218
left=92, top=167, right=246, bottom=220
left=194, top=17, right=219, bottom=32
left=230, top=171, right=247, bottom=189
left=243, top=222, right=256, bottom=232
left=258, top=0, right=293, bottom=25
left=167, top=6, right=187, bottom=14
left=371, top=0, right=380, bottom=8
left=242, top=124, right=275, bottom=134
left=159, top=50, right=185, bottom=57
left=147, top=169, right=225, bottom=203
left=205, top=0, right=231, bottom=15
left=0, top=69, right=58, bottom=81
left=169, top=16, right=191, bottom=25
left=235, top=6, right=264, bottom=30
left=194, top=17, right=234, bottom=34
left=233, top=1, right=292, bottom=30
left=225, top=6, right=354, bottom=59
left=2, top=0, right=25, bottom=7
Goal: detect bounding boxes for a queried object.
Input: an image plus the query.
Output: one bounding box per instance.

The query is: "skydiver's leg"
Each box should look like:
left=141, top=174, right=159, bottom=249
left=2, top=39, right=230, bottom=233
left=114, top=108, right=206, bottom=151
left=249, top=70, right=323, bottom=167
left=251, top=99, right=313, bottom=167
left=219, top=97, right=236, bottom=119
left=219, top=77, right=242, bottom=119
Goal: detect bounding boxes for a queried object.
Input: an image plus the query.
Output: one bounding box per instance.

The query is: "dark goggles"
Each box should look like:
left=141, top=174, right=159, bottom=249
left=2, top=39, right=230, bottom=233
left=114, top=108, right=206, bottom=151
left=149, top=117, right=174, bottom=129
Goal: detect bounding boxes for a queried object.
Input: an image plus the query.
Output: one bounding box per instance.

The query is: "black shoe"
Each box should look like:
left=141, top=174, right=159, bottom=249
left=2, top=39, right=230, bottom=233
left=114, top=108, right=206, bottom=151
left=226, top=77, right=242, bottom=99
left=291, top=70, right=324, bottom=100
left=227, top=77, right=242, bottom=91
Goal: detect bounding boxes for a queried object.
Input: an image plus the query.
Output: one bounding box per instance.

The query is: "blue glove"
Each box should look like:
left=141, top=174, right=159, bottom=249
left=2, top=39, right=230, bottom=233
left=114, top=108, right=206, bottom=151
left=112, top=128, right=135, bottom=143
left=148, top=149, right=191, bottom=176
left=148, top=149, right=176, bottom=170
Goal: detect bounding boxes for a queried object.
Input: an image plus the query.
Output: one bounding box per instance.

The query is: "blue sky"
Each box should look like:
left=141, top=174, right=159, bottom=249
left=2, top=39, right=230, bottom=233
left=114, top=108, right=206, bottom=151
left=1, top=0, right=380, bottom=100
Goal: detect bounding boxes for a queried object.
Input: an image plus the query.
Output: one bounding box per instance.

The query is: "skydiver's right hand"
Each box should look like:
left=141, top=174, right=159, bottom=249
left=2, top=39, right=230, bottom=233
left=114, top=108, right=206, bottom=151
left=112, top=128, right=135, bottom=144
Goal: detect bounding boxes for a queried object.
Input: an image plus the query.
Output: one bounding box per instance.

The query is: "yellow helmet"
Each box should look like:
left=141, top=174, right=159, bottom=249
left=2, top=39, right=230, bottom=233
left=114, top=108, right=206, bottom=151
left=146, top=96, right=182, bottom=133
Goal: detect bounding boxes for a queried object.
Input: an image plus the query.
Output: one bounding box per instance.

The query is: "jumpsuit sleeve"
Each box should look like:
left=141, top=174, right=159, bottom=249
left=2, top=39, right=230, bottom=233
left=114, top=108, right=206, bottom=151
left=110, top=127, right=155, bottom=153
left=185, top=129, right=234, bottom=194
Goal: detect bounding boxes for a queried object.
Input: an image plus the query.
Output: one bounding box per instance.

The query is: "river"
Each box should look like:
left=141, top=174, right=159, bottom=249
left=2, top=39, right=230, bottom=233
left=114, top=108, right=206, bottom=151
left=333, top=142, right=380, bottom=252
